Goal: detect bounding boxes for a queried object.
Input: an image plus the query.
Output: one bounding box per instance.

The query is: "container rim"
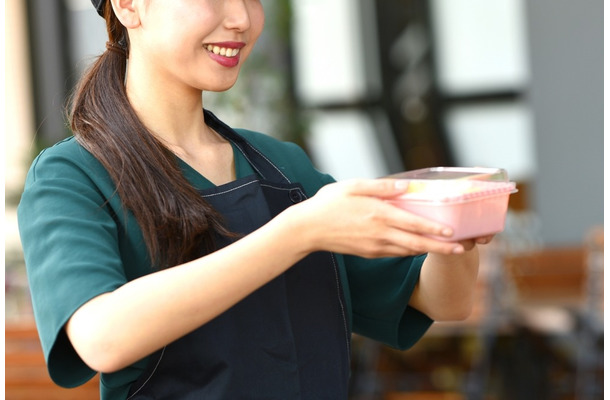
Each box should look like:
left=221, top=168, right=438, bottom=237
left=387, top=167, right=509, bottom=182
left=393, top=181, right=518, bottom=204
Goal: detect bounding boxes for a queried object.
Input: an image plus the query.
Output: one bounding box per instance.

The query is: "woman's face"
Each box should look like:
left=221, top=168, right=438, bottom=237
left=129, top=0, right=265, bottom=93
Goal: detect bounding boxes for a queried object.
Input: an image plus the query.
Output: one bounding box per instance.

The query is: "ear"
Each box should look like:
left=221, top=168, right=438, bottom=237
left=109, top=0, right=140, bottom=29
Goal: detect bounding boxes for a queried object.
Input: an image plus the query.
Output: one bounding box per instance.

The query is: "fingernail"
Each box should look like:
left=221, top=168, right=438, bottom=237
left=394, top=180, right=409, bottom=190
left=442, top=228, right=453, bottom=237
left=452, top=245, right=464, bottom=254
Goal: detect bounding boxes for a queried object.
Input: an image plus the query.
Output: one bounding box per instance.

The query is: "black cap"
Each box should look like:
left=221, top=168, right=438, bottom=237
left=91, top=0, right=105, bottom=17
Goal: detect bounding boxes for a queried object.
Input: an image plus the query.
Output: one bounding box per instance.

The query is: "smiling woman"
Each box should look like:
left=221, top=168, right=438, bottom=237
left=17, top=1, right=487, bottom=399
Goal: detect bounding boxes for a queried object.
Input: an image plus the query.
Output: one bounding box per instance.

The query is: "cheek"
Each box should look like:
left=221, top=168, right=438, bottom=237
left=238, top=13, right=264, bottom=63
left=249, top=3, right=265, bottom=41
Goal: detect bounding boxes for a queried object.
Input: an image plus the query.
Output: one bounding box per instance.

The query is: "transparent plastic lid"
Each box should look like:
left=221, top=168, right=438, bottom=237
left=395, top=180, right=517, bottom=203
left=387, top=167, right=509, bottom=182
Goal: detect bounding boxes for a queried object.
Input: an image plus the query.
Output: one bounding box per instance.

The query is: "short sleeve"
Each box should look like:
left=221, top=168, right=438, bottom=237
left=17, top=141, right=128, bottom=387
left=345, top=254, right=433, bottom=350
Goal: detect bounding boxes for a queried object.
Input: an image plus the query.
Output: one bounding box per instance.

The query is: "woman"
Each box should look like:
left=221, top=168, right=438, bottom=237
left=17, top=0, right=490, bottom=398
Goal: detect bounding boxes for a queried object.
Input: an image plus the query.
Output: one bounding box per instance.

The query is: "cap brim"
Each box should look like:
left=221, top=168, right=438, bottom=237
left=91, top=0, right=105, bottom=17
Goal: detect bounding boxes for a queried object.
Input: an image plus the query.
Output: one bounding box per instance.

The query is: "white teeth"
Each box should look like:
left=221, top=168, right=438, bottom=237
left=206, top=44, right=240, bottom=57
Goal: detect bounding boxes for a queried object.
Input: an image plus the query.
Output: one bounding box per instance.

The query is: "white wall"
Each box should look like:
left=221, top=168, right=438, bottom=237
left=290, top=0, right=397, bottom=180
left=429, top=0, right=537, bottom=184
left=524, top=0, right=604, bottom=245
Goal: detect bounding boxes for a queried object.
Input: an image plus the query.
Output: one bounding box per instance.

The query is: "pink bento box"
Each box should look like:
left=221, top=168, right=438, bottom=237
left=387, top=167, right=518, bottom=241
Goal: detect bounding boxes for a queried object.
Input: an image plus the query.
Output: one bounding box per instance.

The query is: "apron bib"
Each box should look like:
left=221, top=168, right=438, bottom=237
left=126, top=115, right=350, bottom=399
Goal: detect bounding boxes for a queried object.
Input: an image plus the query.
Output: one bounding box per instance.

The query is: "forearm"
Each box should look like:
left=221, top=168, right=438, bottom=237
left=66, top=178, right=476, bottom=372
left=409, top=246, right=480, bottom=321
left=66, top=210, right=309, bottom=373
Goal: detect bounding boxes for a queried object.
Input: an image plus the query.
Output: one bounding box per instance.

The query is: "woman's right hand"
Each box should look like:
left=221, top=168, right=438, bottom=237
left=284, top=179, right=465, bottom=258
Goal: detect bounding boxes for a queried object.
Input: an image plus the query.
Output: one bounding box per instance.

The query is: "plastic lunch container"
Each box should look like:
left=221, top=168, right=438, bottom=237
left=387, top=167, right=518, bottom=241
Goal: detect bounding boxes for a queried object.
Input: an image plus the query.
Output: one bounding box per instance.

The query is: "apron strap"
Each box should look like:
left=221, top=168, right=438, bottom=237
left=203, top=109, right=292, bottom=185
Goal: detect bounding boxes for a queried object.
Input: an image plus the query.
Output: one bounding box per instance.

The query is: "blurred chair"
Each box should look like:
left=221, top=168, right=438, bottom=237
left=347, top=219, right=603, bottom=400
left=467, top=225, right=603, bottom=400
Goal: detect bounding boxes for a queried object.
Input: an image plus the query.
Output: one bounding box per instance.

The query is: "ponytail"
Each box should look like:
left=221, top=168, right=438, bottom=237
left=68, top=2, right=233, bottom=269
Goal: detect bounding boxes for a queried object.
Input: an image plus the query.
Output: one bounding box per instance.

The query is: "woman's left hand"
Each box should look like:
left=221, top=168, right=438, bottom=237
left=459, top=234, right=495, bottom=252
left=410, top=233, right=495, bottom=321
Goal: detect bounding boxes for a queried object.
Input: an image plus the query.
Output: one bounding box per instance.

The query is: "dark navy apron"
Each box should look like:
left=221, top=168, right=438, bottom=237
left=126, top=113, right=351, bottom=399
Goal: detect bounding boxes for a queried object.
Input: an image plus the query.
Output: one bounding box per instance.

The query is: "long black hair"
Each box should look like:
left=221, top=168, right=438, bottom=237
left=68, top=1, right=233, bottom=269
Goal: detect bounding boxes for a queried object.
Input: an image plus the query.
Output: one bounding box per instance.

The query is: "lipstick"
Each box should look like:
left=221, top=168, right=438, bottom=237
left=205, top=42, right=245, bottom=68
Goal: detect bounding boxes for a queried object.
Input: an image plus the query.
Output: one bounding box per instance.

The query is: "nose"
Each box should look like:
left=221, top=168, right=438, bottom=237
left=224, top=0, right=251, bottom=31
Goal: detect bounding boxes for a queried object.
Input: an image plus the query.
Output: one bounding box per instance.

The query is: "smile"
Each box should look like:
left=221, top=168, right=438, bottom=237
left=205, top=45, right=240, bottom=58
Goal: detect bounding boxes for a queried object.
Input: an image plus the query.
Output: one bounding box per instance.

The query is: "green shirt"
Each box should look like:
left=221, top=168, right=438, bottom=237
left=18, top=126, right=432, bottom=399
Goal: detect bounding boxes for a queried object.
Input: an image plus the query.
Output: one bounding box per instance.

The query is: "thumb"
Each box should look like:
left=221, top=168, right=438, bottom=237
left=342, top=178, right=409, bottom=198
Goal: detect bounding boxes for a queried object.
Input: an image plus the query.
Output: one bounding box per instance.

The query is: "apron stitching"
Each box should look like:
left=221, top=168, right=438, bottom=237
left=232, top=144, right=266, bottom=179
left=328, top=253, right=351, bottom=363
left=200, top=180, right=259, bottom=198
left=204, top=110, right=267, bottom=180
left=259, top=184, right=301, bottom=192
left=259, top=183, right=351, bottom=368
left=261, top=182, right=351, bottom=368
left=243, top=143, right=292, bottom=183
left=126, top=346, right=167, bottom=399
left=205, top=109, right=289, bottom=183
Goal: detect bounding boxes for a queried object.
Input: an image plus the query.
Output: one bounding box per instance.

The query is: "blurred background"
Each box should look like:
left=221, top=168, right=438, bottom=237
left=4, top=0, right=604, bottom=399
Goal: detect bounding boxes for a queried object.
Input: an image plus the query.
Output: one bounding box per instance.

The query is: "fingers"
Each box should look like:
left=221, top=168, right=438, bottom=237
left=462, top=235, right=495, bottom=247
left=456, top=234, right=495, bottom=252
left=393, top=231, right=465, bottom=256
left=337, top=179, right=455, bottom=237
left=458, top=239, right=477, bottom=252
left=339, top=178, right=409, bottom=199
left=310, top=179, right=492, bottom=258
left=475, top=235, right=495, bottom=244
left=380, top=201, right=453, bottom=239
left=359, top=230, right=465, bottom=258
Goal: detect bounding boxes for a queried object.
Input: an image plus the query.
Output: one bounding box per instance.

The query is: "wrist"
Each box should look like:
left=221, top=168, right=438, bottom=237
left=272, top=202, right=319, bottom=257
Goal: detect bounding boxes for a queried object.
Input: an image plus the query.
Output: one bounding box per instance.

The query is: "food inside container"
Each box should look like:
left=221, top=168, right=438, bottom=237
left=387, top=167, right=518, bottom=241
left=387, top=166, right=509, bottom=182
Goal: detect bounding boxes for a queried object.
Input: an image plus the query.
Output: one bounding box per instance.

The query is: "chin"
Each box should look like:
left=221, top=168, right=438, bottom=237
left=203, top=79, right=239, bottom=93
